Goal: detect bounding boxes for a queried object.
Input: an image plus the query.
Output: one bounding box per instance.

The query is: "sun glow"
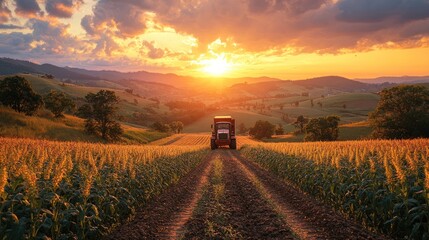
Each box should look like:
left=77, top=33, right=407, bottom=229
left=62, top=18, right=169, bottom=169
left=202, top=55, right=231, bottom=76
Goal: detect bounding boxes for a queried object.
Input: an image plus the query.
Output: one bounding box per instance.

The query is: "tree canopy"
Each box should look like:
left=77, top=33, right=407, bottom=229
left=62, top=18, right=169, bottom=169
left=304, top=115, right=340, bottom=141
left=169, top=121, right=184, bottom=134
left=249, top=120, right=275, bottom=139
left=369, top=85, right=429, bottom=139
left=0, top=76, right=43, bottom=116
left=294, top=115, right=308, bottom=134
left=275, top=124, right=285, bottom=135
left=78, top=90, right=123, bottom=141
left=152, top=121, right=172, bottom=132
left=44, top=90, right=75, bottom=118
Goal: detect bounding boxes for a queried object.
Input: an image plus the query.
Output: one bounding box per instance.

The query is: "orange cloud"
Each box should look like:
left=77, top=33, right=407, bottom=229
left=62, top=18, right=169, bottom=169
left=0, top=0, right=11, bottom=23
left=45, top=0, right=83, bottom=18
left=15, top=0, right=42, bottom=17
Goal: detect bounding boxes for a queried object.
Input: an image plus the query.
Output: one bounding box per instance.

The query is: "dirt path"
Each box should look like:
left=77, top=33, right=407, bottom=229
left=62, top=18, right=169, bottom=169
left=106, top=149, right=386, bottom=240
left=105, top=151, right=213, bottom=240
left=182, top=151, right=296, bottom=239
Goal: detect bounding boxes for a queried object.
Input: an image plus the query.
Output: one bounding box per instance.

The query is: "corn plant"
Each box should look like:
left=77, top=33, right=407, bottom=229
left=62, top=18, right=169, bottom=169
left=241, top=139, right=429, bottom=239
left=0, top=137, right=207, bottom=239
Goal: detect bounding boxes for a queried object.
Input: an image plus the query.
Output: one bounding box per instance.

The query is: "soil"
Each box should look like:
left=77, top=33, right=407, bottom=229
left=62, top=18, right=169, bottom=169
left=182, top=151, right=295, bottom=239
left=106, top=149, right=388, bottom=240
left=104, top=151, right=213, bottom=240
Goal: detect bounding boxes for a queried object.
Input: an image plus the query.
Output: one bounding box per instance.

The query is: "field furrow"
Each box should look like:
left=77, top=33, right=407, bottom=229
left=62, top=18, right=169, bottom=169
left=105, top=151, right=213, bottom=239
left=230, top=151, right=385, bottom=240
left=182, top=151, right=295, bottom=239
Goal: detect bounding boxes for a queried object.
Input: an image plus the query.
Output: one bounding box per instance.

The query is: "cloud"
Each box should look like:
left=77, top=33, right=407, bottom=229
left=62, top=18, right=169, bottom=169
left=80, top=15, right=95, bottom=34
left=147, top=0, right=429, bottom=53
left=0, top=32, right=32, bottom=54
left=92, top=34, right=119, bottom=56
left=25, top=19, right=93, bottom=56
left=0, top=23, right=24, bottom=29
left=3, top=0, right=429, bottom=71
left=0, top=0, right=12, bottom=23
left=81, top=0, right=149, bottom=37
left=336, top=0, right=429, bottom=23
left=45, top=0, right=83, bottom=18
left=142, top=40, right=165, bottom=59
left=79, top=0, right=429, bottom=55
left=275, top=0, right=328, bottom=15
left=15, top=0, right=42, bottom=16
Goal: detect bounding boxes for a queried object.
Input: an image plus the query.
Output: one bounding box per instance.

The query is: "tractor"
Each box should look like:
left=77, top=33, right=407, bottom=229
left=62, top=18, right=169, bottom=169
left=210, top=116, right=236, bottom=150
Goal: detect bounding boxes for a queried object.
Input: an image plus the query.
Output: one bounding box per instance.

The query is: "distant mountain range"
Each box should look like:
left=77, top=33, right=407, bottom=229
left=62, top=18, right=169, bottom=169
left=1, top=57, right=427, bottom=99
left=355, top=76, right=429, bottom=84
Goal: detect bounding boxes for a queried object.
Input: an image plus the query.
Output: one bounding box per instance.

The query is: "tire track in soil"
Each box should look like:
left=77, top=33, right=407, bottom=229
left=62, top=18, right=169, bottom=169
left=230, top=151, right=388, bottom=240
left=182, top=150, right=296, bottom=239
left=105, top=151, right=213, bottom=240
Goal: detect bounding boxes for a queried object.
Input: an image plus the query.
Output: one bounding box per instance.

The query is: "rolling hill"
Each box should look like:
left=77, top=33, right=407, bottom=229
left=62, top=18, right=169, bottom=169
left=294, top=76, right=371, bottom=91
left=0, top=106, right=168, bottom=144
left=1, top=58, right=388, bottom=97
left=0, top=74, right=169, bottom=126
left=0, top=57, right=403, bottom=138
left=356, top=75, right=429, bottom=84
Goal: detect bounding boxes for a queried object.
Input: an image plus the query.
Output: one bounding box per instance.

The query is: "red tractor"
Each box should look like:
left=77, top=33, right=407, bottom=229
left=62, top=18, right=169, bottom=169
left=210, top=116, right=236, bottom=150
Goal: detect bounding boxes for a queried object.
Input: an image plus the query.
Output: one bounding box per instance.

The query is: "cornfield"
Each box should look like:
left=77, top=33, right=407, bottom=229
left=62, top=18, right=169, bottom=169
left=0, top=137, right=207, bottom=239
left=170, top=135, right=211, bottom=145
left=149, top=134, right=259, bottom=149
left=241, top=139, right=429, bottom=239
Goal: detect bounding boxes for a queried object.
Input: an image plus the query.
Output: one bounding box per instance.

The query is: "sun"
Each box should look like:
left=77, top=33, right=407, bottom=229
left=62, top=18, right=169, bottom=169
left=202, top=56, right=231, bottom=76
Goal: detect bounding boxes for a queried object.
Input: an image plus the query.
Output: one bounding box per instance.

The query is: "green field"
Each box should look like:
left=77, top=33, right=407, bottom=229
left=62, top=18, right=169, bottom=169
left=0, top=74, right=165, bottom=118
left=183, top=109, right=292, bottom=133
left=0, top=107, right=168, bottom=144
left=262, top=122, right=372, bottom=142
left=184, top=92, right=379, bottom=134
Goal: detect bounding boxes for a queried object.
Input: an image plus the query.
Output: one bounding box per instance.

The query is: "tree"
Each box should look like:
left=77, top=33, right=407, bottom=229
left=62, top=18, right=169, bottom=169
left=369, top=85, right=429, bottom=139
left=0, top=76, right=43, bottom=115
left=78, top=90, right=123, bottom=141
left=169, top=121, right=184, bottom=133
left=294, top=115, right=308, bottom=134
left=152, top=121, right=171, bottom=132
left=238, top=123, right=248, bottom=134
left=44, top=90, right=75, bottom=118
left=304, top=115, right=340, bottom=141
left=275, top=124, right=285, bottom=135
left=249, top=120, right=275, bottom=139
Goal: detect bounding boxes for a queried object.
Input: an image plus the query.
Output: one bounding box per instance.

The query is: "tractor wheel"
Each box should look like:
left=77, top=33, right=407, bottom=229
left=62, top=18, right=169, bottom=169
left=210, top=139, right=217, bottom=150
left=229, top=139, right=237, bottom=149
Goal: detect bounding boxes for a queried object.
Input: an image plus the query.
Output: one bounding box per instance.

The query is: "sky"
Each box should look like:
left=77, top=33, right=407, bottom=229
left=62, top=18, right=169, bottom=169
left=0, top=0, right=429, bottom=79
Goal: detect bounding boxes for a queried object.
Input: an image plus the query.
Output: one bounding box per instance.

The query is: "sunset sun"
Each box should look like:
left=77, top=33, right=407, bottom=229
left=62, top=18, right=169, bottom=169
left=202, top=56, right=231, bottom=76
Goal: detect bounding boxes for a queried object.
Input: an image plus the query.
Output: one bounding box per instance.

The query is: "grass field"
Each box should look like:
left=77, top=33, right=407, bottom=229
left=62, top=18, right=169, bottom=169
left=276, top=93, right=377, bottom=121
left=263, top=121, right=372, bottom=142
left=0, top=74, right=166, bottom=118
left=0, top=107, right=168, bottom=144
left=183, top=109, right=289, bottom=133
